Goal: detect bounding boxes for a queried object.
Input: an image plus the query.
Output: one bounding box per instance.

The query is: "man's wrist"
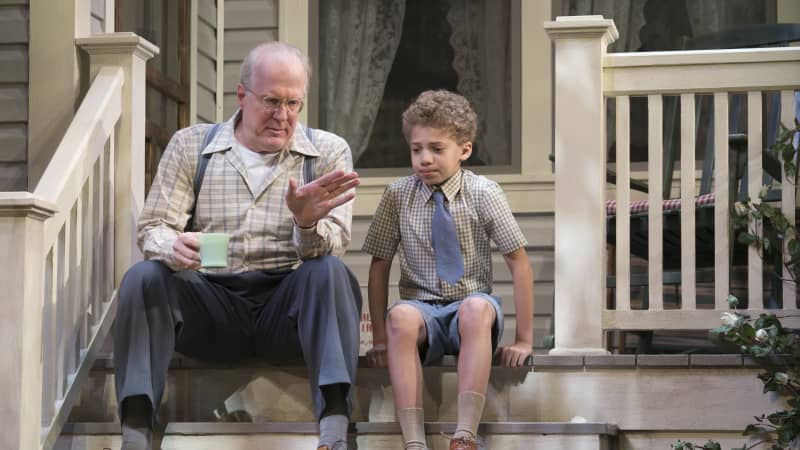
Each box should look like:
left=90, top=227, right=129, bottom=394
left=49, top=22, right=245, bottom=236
left=294, top=219, right=318, bottom=229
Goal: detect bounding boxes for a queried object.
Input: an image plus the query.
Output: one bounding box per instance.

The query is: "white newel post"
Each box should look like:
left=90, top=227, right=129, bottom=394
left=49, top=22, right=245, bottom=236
left=77, top=34, right=158, bottom=286
left=544, top=16, right=617, bottom=355
left=0, top=194, right=56, bottom=450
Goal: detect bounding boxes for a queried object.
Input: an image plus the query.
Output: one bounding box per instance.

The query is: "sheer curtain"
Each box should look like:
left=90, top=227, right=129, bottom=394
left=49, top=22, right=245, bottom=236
left=560, top=0, right=647, bottom=52
left=446, top=0, right=511, bottom=165
left=318, top=0, right=406, bottom=162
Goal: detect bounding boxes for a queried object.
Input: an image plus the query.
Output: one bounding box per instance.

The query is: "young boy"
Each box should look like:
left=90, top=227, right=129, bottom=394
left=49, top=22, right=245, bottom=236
left=363, top=90, right=534, bottom=450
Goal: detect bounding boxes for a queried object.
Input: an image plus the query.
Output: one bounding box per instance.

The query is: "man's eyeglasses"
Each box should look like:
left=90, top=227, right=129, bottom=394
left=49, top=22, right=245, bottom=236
left=245, top=87, right=304, bottom=114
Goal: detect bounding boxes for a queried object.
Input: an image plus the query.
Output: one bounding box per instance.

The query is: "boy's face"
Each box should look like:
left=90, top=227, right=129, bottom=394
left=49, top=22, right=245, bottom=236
left=409, top=126, right=472, bottom=186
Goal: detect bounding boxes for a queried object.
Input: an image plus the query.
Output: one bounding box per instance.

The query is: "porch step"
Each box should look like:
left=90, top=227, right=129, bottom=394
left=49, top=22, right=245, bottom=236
left=68, top=353, right=755, bottom=424
left=57, top=421, right=618, bottom=450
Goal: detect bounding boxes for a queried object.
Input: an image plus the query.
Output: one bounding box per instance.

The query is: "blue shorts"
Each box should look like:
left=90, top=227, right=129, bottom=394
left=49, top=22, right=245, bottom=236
left=387, top=292, right=504, bottom=366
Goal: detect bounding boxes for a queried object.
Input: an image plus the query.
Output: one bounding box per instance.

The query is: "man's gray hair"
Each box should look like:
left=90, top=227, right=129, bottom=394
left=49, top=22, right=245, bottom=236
left=240, top=41, right=312, bottom=92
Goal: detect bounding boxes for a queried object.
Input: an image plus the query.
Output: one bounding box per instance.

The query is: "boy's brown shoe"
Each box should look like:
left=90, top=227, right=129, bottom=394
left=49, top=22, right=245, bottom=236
left=448, top=436, right=477, bottom=450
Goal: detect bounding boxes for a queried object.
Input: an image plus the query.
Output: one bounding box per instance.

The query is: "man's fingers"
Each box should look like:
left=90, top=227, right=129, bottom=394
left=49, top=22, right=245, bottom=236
left=328, top=192, right=356, bottom=209
left=287, top=177, right=299, bottom=199
left=328, top=178, right=361, bottom=198
left=178, top=232, right=200, bottom=251
left=312, top=170, right=347, bottom=186
left=172, top=251, right=200, bottom=270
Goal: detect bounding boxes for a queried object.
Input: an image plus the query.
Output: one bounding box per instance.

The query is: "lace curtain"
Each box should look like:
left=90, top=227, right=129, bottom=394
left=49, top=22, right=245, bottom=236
left=317, top=0, right=406, bottom=163
left=446, top=0, right=511, bottom=166
left=560, top=0, right=647, bottom=52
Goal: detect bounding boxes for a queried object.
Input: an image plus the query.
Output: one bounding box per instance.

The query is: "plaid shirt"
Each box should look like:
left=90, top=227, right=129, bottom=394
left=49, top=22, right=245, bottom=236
left=362, top=169, right=527, bottom=301
left=138, top=111, right=354, bottom=272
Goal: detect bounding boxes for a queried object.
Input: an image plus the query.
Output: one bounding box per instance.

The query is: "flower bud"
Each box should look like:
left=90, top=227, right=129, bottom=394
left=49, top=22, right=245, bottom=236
left=775, top=372, right=789, bottom=385
left=755, top=329, right=769, bottom=343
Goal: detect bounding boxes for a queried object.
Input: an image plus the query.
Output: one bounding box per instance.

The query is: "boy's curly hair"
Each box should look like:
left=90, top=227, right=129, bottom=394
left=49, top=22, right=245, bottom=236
left=402, top=90, right=477, bottom=144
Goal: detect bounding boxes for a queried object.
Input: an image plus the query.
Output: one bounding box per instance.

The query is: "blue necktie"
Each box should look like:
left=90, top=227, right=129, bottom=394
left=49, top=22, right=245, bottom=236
left=431, top=190, right=464, bottom=284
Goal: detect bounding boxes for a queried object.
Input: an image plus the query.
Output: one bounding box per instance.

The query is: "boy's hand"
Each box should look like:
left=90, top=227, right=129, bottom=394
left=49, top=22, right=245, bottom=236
left=286, top=170, right=361, bottom=227
left=498, top=342, right=533, bottom=368
left=366, top=344, right=388, bottom=368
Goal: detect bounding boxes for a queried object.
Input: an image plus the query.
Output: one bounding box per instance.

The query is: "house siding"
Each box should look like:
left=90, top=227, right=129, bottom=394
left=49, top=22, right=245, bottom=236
left=0, top=0, right=28, bottom=191
left=196, top=0, right=217, bottom=123
left=222, top=0, right=278, bottom=117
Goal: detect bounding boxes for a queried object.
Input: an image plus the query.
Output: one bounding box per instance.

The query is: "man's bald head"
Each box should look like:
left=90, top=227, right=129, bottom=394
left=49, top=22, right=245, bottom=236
left=239, top=41, right=312, bottom=94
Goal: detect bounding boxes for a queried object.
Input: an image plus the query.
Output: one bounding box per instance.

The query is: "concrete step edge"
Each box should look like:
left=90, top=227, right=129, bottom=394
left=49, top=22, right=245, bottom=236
left=62, top=421, right=619, bottom=436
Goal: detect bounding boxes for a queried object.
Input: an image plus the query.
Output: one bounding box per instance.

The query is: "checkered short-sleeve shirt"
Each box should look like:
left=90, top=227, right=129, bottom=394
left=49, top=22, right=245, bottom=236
left=362, top=169, right=527, bottom=301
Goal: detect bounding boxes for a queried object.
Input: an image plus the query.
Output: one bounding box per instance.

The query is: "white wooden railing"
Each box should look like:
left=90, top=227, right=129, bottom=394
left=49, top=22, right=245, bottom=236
left=545, top=16, right=800, bottom=355
left=0, top=33, right=156, bottom=450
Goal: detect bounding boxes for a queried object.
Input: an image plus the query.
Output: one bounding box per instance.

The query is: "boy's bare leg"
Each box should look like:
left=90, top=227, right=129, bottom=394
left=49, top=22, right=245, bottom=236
left=387, top=304, right=428, bottom=450
left=454, top=297, right=496, bottom=442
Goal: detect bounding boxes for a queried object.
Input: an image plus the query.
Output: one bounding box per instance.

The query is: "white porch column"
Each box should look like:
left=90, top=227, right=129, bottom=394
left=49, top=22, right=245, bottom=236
left=77, top=34, right=158, bottom=286
left=544, top=16, right=617, bottom=355
left=0, top=194, right=56, bottom=450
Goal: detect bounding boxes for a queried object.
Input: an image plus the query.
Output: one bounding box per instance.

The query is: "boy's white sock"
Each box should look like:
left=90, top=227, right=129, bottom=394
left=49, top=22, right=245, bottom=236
left=453, top=391, right=485, bottom=441
left=398, top=407, right=427, bottom=449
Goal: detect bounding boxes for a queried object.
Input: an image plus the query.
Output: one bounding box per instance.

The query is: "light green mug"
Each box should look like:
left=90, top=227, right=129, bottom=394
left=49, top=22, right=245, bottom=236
left=198, top=233, right=230, bottom=268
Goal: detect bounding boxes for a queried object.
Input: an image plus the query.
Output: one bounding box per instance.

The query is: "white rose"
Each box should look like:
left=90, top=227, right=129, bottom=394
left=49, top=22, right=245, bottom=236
left=775, top=372, right=790, bottom=385
left=721, top=312, right=739, bottom=327
left=755, top=329, right=769, bottom=343
left=734, top=201, right=748, bottom=216
left=759, top=185, right=769, bottom=199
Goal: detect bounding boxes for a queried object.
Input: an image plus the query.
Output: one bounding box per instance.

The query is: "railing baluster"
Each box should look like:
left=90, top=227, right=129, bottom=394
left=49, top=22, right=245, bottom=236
left=648, top=94, right=664, bottom=311
left=67, top=201, right=80, bottom=382
left=714, top=93, right=731, bottom=310
left=616, top=95, right=631, bottom=312
left=748, top=91, right=764, bottom=309
left=105, top=140, right=115, bottom=305
left=781, top=90, right=797, bottom=309
left=681, top=93, right=697, bottom=310
left=56, top=225, right=67, bottom=404
left=81, top=177, right=92, bottom=349
left=41, top=247, right=56, bottom=428
left=93, top=153, right=103, bottom=327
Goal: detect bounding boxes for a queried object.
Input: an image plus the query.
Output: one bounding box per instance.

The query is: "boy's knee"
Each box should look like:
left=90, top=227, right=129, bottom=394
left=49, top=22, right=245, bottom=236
left=457, top=296, right=495, bottom=330
left=386, top=304, right=424, bottom=338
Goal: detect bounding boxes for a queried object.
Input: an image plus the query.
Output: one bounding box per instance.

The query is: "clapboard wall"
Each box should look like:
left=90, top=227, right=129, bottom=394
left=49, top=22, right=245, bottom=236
left=0, top=0, right=28, bottom=191
left=222, top=0, right=278, bottom=117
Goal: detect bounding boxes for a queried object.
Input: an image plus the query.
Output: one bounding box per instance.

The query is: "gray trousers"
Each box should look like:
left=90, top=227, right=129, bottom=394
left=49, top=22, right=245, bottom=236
left=113, top=256, right=362, bottom=423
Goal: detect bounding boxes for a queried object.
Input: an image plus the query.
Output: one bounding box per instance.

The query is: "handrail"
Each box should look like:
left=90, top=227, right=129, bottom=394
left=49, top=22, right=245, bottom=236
left=604, top=47, right=800, bottom=95
left=34, top=66, right=123, bottom=249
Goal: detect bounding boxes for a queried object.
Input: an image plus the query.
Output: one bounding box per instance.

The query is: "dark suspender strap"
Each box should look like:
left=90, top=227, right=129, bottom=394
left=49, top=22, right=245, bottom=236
left=186, top=123, right=223, bottom=231
left=303, top=125, right=317, bottom=184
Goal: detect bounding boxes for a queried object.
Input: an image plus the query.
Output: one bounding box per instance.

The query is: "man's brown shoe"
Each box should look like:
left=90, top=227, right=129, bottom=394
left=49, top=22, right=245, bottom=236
left=448, top=436, right=477, bottom=450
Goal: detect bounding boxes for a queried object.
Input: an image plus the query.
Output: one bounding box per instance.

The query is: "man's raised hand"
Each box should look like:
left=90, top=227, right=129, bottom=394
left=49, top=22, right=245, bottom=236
left=286, top=170, right=361, bottom=227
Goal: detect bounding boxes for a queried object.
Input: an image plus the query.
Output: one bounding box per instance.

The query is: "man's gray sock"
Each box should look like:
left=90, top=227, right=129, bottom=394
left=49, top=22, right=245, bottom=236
left=121, top=424, right=152, bottom=450
left=121, top=396, right=152, bottom=450
left=318, top=414, right=349, bottom=448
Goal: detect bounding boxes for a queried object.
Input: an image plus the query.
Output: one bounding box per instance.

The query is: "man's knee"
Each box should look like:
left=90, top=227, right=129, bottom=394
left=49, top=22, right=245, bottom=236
left=121, top=260, right=172, bottom=288
left=118, top=260, right=173, bottom=311
left=298, top=255, right=347, bottom=276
